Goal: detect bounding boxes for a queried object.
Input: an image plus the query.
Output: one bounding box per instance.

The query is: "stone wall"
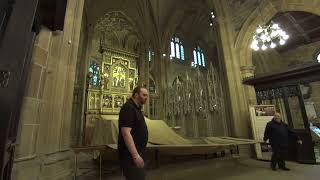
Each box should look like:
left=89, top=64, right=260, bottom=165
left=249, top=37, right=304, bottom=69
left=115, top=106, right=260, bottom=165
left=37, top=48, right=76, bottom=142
left=282, top=41, right=320, bottom=65
left=253, top=41, right=320, bottom=75
left=227, top=0, right=259, bottom=32
left=308, top=82, right=320, bottom=118
left=12, top=1, right=85, bottom=180
left=253, top=49, right=285, bottom=75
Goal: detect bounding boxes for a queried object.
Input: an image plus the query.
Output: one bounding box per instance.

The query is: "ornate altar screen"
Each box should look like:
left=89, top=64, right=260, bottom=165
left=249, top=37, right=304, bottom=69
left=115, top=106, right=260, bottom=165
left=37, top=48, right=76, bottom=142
left=87, top=51, right=138, bottom=114
left=84, top=50, right=138, bottom=144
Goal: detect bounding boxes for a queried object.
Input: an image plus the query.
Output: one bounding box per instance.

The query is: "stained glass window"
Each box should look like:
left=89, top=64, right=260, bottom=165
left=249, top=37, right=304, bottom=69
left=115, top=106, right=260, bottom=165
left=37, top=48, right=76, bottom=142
left=201, top=53, right=205, bottom=66
left=148, top=50, right=155, bottom=62
left=197, top=51, right=201, bottom=66
left=176, top=43, right=180, bottom=59
left=192, top=46, right=206, bottom=67
left=89, top=61, right=101, bottom=86
left=192, top=50, right=198, bottom=67
left=170, top=37, right=185, bottom=61
left=170, top=41, right=175, bottom=58
left=181, top=46, right=185, bottom=60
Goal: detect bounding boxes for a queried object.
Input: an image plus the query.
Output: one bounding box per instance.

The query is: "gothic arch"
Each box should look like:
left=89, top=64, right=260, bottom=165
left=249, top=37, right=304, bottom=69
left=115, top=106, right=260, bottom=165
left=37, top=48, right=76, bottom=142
left=94, top=11, right=142, bottom=52
left=162, top=10, right=186, bottom=52
left=235, top=0, right=320, bottom=67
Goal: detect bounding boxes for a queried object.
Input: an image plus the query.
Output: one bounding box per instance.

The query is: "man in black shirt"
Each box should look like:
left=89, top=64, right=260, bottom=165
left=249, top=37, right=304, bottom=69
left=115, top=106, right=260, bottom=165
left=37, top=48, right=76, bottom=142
left=264, top=112, right=302, bottom=171
left=118, top=86, right=149, bottom=180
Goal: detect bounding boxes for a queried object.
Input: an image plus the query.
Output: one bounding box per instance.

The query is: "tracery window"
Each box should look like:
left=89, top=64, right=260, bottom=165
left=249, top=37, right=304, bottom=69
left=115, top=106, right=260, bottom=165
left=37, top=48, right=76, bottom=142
left=170, top=37, right=185, bottom=60
left=316, top=51, right=320, bottom=63
left=148, top=50, right=155, bottom=62
left=192, top=46, right=206, bottom=67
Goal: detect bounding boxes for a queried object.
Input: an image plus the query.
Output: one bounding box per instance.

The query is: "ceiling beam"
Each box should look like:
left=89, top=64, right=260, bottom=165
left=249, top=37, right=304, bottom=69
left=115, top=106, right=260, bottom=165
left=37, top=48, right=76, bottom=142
left=306, top=25, right=320, bottom=34
left=296, top=14, right=316, bottom=23
left=284, top=13, right=311, bottom=43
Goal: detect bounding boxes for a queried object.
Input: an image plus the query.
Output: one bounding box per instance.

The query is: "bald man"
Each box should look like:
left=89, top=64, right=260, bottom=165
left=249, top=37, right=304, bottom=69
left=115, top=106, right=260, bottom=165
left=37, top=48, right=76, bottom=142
left=264, top=112, right=302, bottom=171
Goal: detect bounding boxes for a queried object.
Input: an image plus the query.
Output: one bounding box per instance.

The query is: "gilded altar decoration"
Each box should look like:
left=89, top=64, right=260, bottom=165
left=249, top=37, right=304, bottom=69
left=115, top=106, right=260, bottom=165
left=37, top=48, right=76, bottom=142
left=112, top=65, right=126, bottom=87
left=101, top=65, right=110, bottom=90
left=114, top=95, right=125, bottom=108
left=86, top=49, right=138, bottom=114
left=102, top=94, right=112, bottom=108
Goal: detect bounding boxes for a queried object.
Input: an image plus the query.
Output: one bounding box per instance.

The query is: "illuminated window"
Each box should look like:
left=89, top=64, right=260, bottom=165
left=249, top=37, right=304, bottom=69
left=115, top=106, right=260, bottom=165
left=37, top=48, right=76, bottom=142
left=170, top=37, right=185, bottom=61
left=148, top=50, right=155, bottom=62
left=192, top=46, right=206, bottom=67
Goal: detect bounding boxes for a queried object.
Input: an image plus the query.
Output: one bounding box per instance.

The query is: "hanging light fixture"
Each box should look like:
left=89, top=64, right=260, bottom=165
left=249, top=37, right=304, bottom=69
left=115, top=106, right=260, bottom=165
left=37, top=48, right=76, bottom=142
left=209, top=10, right=215, bottom=27
left=250, top=0, right=289, bottom=51
left=251, top=22, right=289, bottom=51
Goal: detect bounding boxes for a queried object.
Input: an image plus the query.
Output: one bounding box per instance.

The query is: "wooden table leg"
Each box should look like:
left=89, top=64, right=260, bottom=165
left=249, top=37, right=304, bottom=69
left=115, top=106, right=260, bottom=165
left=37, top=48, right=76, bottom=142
left=99, top=152, right=102, bottom=180
left=74, top=153, right=78, bottom=180
left=155, top=149, right=159, bottom=168
left=237, top=145, right=240, bottom=154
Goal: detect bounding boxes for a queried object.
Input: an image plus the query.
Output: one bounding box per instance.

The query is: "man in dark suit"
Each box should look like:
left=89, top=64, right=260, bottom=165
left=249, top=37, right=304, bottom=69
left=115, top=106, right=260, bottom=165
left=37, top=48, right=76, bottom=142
left=264, top=112, right=302, bottom=171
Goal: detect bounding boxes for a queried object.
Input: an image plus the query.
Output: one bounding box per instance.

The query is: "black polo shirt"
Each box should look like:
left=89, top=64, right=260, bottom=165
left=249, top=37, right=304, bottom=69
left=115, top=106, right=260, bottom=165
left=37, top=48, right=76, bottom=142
left=118, top=98, right=148, bottom=159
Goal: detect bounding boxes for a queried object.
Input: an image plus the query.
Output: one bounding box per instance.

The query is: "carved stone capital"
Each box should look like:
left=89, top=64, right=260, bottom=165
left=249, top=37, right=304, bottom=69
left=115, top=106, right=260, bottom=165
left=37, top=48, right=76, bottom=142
left=240, top=65, right=256, bottom=79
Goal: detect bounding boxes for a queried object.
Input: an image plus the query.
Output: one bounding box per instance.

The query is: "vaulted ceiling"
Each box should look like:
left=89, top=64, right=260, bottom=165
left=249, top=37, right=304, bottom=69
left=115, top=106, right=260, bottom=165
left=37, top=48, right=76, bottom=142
left=85, top=0, right=215, bottom=53
left=271, top=11, right=320, bottom=53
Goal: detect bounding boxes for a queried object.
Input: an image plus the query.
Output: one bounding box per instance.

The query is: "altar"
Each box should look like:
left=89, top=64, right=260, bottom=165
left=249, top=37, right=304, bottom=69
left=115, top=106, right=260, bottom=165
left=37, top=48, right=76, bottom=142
left=83, top=48, right=259, bottom=161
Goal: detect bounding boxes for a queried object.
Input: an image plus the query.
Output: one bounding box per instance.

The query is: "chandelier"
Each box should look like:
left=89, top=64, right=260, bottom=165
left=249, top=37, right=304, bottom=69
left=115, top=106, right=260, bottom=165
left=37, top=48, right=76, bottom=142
left=251, top=21, right=289, bottom=51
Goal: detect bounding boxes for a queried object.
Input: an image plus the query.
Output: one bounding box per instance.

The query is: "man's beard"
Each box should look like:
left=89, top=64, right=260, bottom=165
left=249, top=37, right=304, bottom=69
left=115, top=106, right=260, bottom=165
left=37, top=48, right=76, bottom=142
left=140, top=99, right=147, bottom=105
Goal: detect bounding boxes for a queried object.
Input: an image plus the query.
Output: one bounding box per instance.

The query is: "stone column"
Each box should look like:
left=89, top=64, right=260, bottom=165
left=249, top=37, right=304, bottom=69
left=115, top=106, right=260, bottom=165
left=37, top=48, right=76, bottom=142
left=212, top=0, right=251, bottom=139
left=12, top=0, right=85, bottom=180
left=144, top=47, right=150, bottom=117
left=138, top=45, right=150, bottom=115
left=138, top=45, right=147, bottom=86
left=159, top=49, right=169, bottom=120
left=240, top=65, right=257, bottom=105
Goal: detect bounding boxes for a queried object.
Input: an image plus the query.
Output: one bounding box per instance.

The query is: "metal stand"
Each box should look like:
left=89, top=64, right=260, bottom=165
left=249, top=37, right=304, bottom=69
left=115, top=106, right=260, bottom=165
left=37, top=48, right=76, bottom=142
left=73, top=146, right=106, bottom=180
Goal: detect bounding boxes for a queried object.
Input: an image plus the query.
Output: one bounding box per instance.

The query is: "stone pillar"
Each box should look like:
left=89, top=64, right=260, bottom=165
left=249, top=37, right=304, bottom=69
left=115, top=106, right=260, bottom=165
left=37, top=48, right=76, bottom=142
left=212, top=0, right=250, bottom=139
left=138, top=45, right=147, bottom=86
left=12, top=0, right=85, bottom=180
left=144, top=47, right=150, bottom=117
left=152, top=51, right=162, bottom=119
left=240, top=65, right=257, bottom=105
left=159, top=49, right=169, bottom=120
left=138, top=45, right=150, bottom=115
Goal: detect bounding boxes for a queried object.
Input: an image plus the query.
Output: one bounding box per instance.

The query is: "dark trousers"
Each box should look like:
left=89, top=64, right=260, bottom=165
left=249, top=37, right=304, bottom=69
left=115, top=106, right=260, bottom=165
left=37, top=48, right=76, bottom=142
left=120, top=159, right=145, bottom=180
left=271, top=147, right=287, bottom=168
